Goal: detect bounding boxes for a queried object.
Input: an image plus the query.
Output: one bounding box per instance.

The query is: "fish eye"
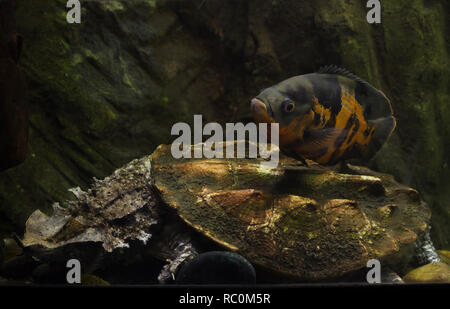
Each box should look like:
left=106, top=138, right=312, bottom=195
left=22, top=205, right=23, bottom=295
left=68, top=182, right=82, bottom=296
left=283, top=101, right=295, bottom=113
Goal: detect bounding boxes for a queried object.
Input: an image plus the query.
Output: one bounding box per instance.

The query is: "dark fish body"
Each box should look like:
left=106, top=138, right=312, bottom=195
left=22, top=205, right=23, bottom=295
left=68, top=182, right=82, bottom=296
left=251, top=66, right=396, bottom=165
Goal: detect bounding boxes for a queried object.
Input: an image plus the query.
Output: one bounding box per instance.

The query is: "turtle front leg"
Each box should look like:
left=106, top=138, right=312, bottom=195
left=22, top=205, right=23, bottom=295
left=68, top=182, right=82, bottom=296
left=158, top=241, right=198, bottom=283
left=414, top=227, right=441, bottom=265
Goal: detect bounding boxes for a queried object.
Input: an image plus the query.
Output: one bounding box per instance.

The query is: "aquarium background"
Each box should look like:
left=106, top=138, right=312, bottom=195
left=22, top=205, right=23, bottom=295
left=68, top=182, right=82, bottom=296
left=0, top=0, right=449, bottom=265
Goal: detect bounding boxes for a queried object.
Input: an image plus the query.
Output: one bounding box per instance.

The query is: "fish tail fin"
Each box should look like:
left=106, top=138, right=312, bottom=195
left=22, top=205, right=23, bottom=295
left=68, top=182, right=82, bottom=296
left=363, top=115, right=396, bottom=160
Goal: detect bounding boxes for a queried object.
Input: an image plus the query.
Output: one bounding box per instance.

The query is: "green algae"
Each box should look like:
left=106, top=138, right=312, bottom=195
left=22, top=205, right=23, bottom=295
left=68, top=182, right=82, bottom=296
left=0, top=0, right=448, bottom=251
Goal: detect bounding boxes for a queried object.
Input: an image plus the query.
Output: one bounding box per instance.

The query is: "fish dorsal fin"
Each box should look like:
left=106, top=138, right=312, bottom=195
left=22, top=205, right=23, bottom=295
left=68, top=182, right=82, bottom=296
left=317, top=65, right=370, bottom=87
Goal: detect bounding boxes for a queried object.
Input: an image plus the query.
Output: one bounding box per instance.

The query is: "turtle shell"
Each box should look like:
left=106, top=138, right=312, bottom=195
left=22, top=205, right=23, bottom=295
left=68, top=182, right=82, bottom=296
left=150, top=142, right=430, bottom=280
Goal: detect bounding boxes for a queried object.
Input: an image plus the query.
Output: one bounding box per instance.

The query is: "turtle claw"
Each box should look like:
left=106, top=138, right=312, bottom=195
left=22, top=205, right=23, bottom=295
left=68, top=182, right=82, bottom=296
left=175, top=251, right=256, bottom=284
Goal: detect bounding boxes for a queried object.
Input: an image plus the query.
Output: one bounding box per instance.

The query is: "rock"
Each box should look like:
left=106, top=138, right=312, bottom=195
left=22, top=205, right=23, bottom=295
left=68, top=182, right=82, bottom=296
left=438, top=250, right=450, bottom=266
left=0, top=0, right=28, bottom=172
left=0, top=237, right=26, bottom=277
left=2, top=237, right=23, bottom=263
left=31, top=263, right=53, bottom=283
left=1, top=255, right=38, bottom=279
left=81, top=274, right=110, bottom=286
left=403, top=262, right=450, bottom=283
left=175, top=251, right=256, bottom=284
left=151, top=142, right=431, bottom=280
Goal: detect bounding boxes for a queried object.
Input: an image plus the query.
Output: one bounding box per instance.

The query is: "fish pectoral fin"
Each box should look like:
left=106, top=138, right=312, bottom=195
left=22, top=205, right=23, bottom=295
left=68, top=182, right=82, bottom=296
left=299, top=128, right=348, bottom=155
left=282, top=147, right=309, bottom=166
left=305, top=127, right=348, bottom=146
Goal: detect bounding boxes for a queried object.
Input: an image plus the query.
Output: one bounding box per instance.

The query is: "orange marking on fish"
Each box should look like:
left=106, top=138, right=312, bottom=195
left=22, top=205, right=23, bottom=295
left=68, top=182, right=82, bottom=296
left=333, top=90, right=376, bottom=162
left=315, top=90, right=357, bottom=162
left=311, top=97, right=331, bottom=129
left=279, top=112, right=314, bottom=149
left=316, top=88, right=377, bottom=163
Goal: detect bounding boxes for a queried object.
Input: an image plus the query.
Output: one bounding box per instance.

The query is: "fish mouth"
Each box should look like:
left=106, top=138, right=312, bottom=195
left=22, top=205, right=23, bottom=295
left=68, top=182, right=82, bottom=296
left=251, top=98, right=274, bottom=123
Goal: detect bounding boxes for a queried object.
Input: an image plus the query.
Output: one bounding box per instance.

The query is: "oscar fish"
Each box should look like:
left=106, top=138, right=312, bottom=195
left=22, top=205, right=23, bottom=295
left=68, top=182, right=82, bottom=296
left=250, top=65, right=396, bottom=165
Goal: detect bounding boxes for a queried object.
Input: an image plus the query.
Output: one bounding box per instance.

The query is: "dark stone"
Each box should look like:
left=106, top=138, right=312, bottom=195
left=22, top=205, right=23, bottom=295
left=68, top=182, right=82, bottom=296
left=176, top=251, right=256, bottom=284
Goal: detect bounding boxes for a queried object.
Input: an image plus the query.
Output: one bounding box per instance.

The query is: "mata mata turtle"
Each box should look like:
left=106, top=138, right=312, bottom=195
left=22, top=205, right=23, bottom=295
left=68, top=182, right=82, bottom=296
left=150, top=141, right=431, bottom=282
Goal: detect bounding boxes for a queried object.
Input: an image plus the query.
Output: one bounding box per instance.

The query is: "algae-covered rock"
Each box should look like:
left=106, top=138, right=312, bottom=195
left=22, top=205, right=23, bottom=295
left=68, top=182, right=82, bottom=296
left=438, top=250, right=450, bottom=266
left=2, top=238, right=23, bottom=263
left=403, top=262, right=450, bottom=283
left=81, top=274, right=110, bottom=286
left=151, top=142, right=431, bottom=280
